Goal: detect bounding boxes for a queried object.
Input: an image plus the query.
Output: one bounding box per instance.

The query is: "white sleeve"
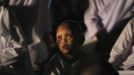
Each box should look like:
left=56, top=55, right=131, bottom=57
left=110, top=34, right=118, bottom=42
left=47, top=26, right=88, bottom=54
left=84, top=0, right=102, bottom=40
left=109, top=19, right=134, bottom=67
left=0, top=36, right=22, bottom=66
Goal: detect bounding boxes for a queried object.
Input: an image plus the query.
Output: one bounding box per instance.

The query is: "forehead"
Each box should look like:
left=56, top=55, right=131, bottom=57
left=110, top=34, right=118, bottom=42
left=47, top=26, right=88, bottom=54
left=56, top=24, right=72, bottom=33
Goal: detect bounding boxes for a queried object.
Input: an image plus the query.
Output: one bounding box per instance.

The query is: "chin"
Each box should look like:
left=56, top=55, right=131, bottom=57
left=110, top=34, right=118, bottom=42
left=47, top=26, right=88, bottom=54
left=61, top=48, right=69, bottom=53
left=62, top=51, right=69, bottom=56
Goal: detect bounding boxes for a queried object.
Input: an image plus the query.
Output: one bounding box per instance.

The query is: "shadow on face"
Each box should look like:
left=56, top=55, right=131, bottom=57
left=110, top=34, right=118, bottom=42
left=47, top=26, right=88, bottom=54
left=55, top=20, right=85, bottom=60
left=56, top=24, right=74, bottom=56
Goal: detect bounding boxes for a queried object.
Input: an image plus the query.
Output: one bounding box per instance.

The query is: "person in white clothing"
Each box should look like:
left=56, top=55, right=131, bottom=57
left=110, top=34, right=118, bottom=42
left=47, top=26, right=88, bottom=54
left=8, top=0, right=53, bottom=74
left=84, top=0, right=134, bottom=42
left=0, top=0, right=34, bottom=75
left=84, top=0, right=134, bottom=60
left=109, top=17, right=134, bottom=70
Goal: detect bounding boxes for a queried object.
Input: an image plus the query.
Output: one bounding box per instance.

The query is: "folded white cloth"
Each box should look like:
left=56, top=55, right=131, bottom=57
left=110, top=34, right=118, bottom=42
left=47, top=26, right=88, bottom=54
left=0, top=2, right=24, bottom=66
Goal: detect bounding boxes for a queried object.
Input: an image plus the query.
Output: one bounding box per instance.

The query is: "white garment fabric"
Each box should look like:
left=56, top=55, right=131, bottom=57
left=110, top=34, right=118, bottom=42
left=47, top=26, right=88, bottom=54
left=9, top=0, right=37, bottom=6
left=27, top=0, right=51, bottom=70
left=0, top=4, right=24, bottom=66
left=84, top=0, right=134, bottom=42
left=109, top=18, right=134, bottom=70
left=7, top=0, right=52, bottom=71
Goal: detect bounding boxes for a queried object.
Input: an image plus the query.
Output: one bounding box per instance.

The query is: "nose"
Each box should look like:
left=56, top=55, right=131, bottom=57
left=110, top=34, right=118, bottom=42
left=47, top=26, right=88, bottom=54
left=61, top=36, right=68, bottom=44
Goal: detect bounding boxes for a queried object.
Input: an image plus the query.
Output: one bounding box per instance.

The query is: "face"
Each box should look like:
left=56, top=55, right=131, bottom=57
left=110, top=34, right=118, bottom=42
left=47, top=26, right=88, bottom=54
left=56, top=24, right=74, bottom=56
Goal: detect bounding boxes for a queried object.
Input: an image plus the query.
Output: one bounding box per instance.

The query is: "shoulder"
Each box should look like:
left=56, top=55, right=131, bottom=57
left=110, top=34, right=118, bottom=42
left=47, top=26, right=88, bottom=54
left=49, top=53, right=59, bottom=61
left=46, top=53, right=61, bottom=67
left=44, top=53, right=65, bottom=70
left=43, top=53, right=61, bottom=75
left=43, top=53, right=67, bottom=75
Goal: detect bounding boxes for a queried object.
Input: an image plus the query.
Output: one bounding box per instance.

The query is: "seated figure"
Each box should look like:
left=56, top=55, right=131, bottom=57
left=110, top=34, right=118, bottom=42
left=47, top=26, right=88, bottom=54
left=43, top=20, right=118, bottom=75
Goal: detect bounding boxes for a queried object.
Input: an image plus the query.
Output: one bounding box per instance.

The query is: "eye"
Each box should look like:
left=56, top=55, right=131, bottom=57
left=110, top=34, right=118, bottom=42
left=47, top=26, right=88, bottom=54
left=66, top=32, right=73, bottom=38
left=57, top=35, right=62, bottom=41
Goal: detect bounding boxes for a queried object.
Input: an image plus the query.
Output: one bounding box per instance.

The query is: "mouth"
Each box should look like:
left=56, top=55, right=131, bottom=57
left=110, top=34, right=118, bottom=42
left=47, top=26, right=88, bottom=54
left=62, top=44, right=69, bottom=49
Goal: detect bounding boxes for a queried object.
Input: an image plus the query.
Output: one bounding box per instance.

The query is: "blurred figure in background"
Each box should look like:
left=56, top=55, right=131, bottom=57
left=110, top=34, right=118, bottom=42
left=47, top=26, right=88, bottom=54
left=84, top=0, right=134, bottom=60
left=109, top=17, right=134, bottom=70
left=0, top=0, right=34, bottom=75
left=9, top=0, right=53, bottom=74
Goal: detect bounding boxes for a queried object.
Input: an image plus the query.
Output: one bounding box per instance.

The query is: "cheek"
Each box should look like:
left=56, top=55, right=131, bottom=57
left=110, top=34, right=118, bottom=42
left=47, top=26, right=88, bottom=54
left=68, top=38, right=74, bottom=45
left=57, top=41, right=61, bottom=47
left=57, top=41, right=63, bottom=49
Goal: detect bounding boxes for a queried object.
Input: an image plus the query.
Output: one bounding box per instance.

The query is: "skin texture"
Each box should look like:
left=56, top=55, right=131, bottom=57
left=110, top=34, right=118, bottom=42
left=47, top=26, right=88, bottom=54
left=56, top=24, right=74, bottom=57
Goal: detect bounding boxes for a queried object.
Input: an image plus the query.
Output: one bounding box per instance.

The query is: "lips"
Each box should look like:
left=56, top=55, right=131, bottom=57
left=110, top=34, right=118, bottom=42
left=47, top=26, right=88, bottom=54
left=62, top=44, right=69, bottom=49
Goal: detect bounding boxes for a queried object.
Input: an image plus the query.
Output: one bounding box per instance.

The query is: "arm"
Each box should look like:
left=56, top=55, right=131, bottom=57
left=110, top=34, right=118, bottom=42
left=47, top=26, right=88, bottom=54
left=43, top=68, right=57, bottom=75
left=0, top=36, right=22, bottom=66
left=84, top=0, right=102, bottom=41
left=109, top=18, right=134, bottom=68
left=43, top=54, right=63, bottom=75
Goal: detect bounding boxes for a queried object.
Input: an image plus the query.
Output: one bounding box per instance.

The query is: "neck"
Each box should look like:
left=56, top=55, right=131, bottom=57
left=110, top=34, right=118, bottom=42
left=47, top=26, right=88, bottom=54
left=64, top=50, right=81, bottom=62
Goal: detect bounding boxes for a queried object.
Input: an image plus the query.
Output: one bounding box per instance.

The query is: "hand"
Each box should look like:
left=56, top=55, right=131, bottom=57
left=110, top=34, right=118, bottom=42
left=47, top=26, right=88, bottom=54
left=0, top=48, right=18, bottom=65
